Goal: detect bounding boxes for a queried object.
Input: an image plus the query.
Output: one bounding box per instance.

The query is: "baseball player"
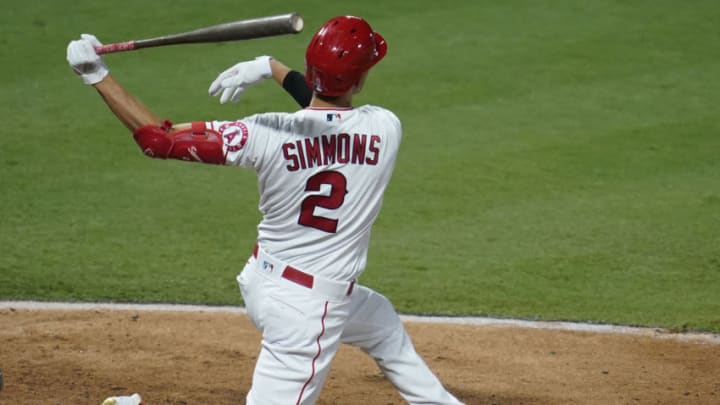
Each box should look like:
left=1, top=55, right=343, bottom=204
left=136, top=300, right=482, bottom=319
left=67, top=15, right=464, bottom=405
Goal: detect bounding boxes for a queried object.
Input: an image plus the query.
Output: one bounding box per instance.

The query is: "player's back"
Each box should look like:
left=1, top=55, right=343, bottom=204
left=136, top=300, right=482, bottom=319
left=212, top=105, right=401, bottom=282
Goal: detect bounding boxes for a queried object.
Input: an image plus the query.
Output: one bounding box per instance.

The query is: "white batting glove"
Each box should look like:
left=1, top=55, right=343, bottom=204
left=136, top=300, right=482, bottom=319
left=208, top=56, right=272, bottom=104
left=66, top=33, right=109, bottom=85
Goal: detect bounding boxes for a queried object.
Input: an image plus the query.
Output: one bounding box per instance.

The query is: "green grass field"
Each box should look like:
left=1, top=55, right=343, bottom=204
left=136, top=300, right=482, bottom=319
left=1, top=0, right=719, bottom=332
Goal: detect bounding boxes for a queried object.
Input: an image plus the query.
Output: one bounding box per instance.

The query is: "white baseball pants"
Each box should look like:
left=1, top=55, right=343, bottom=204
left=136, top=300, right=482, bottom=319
left=237, top=251, right=464, bottom=405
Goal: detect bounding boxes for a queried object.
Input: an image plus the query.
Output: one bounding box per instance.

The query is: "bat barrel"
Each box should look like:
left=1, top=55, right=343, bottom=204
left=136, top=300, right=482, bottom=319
left=135, top=13, right=304, bottom=49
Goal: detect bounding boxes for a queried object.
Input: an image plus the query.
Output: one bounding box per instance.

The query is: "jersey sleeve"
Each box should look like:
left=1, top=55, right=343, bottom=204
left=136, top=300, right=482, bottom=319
left=207, top=112, right=295, bottom=169
left=206, top=116, right=269, bottom=169
left=386, top=110, right=403, bottom=142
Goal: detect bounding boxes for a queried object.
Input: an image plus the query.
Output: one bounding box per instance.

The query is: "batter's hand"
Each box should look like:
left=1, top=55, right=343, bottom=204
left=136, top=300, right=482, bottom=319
left=66, top=34, right=109, bottom=85
left=208, top=56, right=272, bottom=104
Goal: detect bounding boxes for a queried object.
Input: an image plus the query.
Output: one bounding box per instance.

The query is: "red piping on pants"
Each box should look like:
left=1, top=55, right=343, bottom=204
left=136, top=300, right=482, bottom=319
left=296, top=301, right=329, bottom=405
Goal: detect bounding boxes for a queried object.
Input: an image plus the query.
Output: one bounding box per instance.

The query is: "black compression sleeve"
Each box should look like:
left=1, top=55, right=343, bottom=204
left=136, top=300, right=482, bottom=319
left=282, top=70, right=313, bottom=108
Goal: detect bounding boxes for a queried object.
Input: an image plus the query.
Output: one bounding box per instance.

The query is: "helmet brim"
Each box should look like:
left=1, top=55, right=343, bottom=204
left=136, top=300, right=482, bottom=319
left=371, top=32, right=387, bottom=67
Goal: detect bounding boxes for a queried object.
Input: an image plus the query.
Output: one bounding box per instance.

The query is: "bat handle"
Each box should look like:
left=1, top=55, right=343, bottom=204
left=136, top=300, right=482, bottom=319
left=95, top=41, right=137, bottom=55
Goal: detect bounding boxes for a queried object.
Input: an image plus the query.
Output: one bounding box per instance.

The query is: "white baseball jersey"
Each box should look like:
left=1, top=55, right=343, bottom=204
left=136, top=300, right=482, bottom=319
left=208, top=105, right=401, bottom=282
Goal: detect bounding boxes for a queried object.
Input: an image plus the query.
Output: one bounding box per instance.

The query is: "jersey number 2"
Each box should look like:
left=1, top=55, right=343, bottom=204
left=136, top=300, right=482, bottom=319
left=298, top=171, right=348, bottom=233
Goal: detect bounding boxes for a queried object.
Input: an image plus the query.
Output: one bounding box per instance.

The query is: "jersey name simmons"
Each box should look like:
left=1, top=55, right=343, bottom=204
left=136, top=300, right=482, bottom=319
left=282, top=133, right=381, bottom=172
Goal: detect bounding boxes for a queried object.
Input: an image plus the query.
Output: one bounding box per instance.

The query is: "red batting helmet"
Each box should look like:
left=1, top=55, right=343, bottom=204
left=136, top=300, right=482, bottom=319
left=305, top=16, right=387, bottom=97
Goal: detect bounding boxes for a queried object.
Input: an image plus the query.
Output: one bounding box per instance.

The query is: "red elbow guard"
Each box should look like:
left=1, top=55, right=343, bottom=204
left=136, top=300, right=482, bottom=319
left=133, top=121, right=226, bottom=165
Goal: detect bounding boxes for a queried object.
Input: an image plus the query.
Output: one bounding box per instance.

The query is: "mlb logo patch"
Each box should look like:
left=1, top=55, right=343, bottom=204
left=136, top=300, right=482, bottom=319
left=262, top=261, right=274, bottom=272
left=326, top=113, right=342, bottom=122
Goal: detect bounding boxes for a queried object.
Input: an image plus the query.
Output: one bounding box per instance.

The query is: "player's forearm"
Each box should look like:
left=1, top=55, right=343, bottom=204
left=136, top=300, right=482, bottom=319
left=269, top=59, right=292, bottom=87
left=93, top=75, right=163, bottom=132
left=281, top=71, right=312, bottom=108
left=270, top=59, right=312, bottom=108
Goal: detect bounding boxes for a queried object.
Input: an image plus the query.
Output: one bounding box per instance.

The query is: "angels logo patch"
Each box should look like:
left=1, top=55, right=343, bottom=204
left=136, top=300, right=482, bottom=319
left=219, top=121, right=249, bottom=152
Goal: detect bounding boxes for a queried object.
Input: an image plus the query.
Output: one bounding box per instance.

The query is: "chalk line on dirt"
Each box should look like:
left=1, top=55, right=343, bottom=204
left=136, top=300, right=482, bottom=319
left=1, top=300, right=718, bottom=345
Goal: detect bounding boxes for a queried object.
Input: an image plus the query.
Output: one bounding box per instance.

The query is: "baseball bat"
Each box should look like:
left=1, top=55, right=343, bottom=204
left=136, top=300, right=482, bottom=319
left=95, top=12, right=304, bottom=54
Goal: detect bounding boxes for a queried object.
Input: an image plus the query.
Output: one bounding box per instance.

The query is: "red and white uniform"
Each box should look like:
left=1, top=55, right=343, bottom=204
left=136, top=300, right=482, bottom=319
left=214, top=105, right=398, bottom=283
left=212, top=105, right=464, bottom=404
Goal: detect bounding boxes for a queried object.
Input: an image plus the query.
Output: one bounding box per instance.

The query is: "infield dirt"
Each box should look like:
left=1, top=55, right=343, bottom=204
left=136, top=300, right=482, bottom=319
left=0, top=308, right=718, bottom=404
